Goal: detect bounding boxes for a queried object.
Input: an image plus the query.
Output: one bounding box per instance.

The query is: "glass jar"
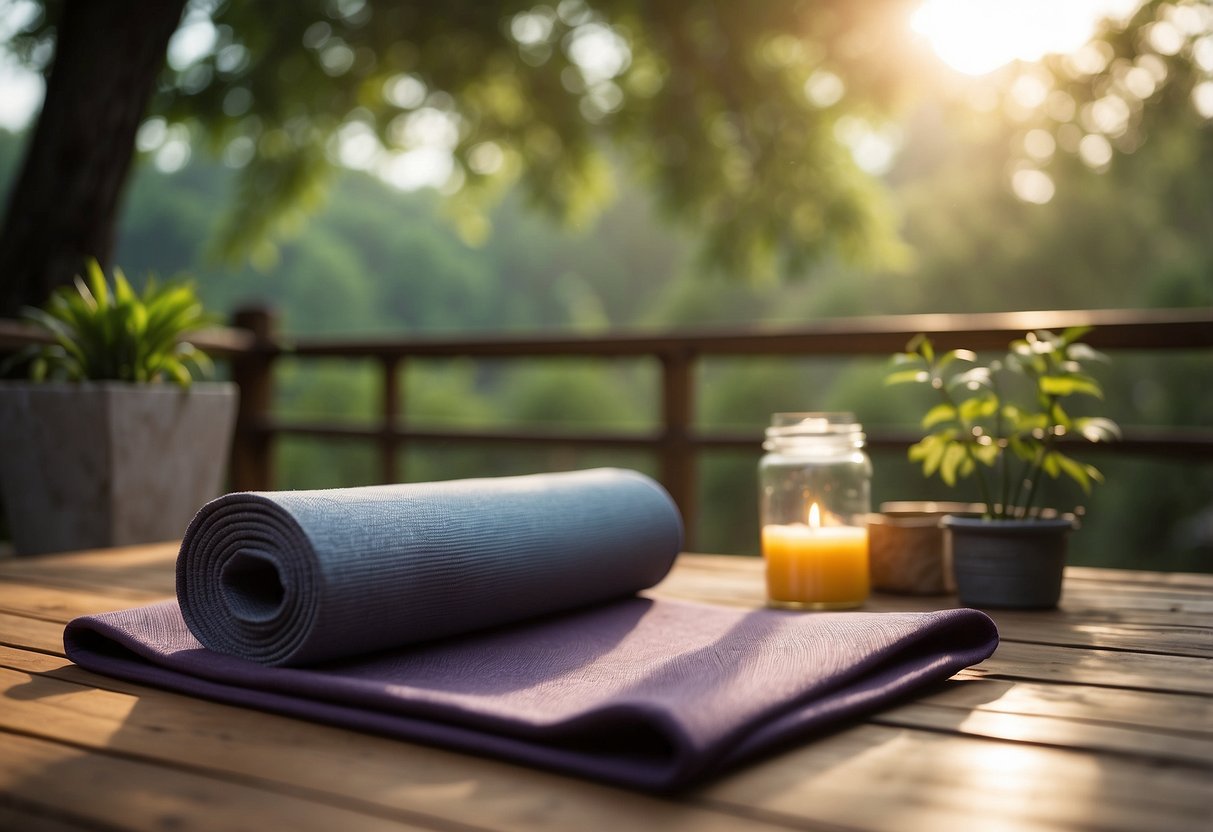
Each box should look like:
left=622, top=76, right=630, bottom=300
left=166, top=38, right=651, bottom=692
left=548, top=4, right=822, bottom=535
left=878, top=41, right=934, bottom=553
left=758, top=412, right=872, bottom=609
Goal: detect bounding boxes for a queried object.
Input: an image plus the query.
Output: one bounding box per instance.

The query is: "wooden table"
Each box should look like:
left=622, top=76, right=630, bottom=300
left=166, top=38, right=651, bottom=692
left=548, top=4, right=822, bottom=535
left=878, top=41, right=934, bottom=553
left=1, top=544, right=1210, bottom=831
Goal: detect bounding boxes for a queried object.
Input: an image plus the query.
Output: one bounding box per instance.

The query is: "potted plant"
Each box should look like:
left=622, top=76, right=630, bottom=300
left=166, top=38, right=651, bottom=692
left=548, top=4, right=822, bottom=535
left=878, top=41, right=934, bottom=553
left=886, top=327, right=1120, bottom=608
left=0, top=261, right=238, bottom=555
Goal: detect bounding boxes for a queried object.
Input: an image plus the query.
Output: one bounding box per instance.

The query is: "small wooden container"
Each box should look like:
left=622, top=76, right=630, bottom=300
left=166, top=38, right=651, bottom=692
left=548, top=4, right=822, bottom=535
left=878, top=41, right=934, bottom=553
left=867, top=502, right=979, bottom=595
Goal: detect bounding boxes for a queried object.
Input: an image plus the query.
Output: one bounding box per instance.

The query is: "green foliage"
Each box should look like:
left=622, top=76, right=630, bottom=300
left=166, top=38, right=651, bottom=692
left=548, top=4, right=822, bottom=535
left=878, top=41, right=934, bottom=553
left=499, top=361, right=648, bottom=430
left=9, top=0, right=922, bottom=280
left=887, top=329, right=1122, bottom=520
left=14, top=260, right=214, bottom=386
left=1032, top=0, right=1212, bottom=187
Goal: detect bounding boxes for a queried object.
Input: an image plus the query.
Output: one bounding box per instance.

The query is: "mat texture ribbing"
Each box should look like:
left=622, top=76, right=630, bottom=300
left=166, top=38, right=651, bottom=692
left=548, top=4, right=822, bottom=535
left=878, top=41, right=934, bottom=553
left=175, top=468, right=682, bottom=665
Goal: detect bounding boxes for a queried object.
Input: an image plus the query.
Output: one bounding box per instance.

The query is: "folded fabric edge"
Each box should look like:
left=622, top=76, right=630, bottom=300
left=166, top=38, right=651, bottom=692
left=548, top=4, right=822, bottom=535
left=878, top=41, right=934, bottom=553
left=702, top=607, right=1000, bottom=782
left=62, top=608, right=695, bottom=791
left=61, top=604, right=999, bottom=793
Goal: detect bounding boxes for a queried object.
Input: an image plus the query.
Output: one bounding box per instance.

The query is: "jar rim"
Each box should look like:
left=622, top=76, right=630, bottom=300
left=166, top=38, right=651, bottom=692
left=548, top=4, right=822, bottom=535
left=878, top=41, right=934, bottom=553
left=763, top=412, right=865, bottom=450
left=765, top=412, right=862, bottom=437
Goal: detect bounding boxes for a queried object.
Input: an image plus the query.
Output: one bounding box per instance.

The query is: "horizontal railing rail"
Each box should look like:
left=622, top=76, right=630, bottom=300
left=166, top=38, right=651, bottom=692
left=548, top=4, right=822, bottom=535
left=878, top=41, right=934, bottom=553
left=5, top=306, right=1212, bottom=547
left=227, top=307, right=1213, bottom=546
left=269, top=306, right=1213, bottom=356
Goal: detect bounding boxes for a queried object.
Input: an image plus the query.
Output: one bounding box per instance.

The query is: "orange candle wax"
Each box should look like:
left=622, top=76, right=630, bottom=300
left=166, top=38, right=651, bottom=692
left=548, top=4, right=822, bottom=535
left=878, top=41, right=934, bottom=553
left=761, top=522, right=870, bottom=609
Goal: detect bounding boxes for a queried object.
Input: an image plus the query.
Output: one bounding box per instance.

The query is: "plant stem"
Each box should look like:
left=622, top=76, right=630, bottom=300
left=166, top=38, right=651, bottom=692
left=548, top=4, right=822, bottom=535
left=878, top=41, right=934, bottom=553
left=971, top=453, right=997, bottom=520
left=1018, top=394, right=1060, bottom=518
left=932, top=368, right=996, bottom=519
left=991, top=369, right=1009, bottom=519
left=1020, top=443, right=1050, bottom=518
left=1012, top=448, right=1043, bottom=519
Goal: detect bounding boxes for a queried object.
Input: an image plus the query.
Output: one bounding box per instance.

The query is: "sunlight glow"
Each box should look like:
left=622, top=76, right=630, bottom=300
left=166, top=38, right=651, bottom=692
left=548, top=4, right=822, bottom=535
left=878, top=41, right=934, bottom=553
left=1194, top=81, right=1213, bottom=119
left=0, top=62, right=41, bottom=130
left=378, top=147, right=454, bottom=191
left=1010, top=167, right=1054, bottom=204
left=166, top=16, right=218, bottom=71
left=834, top=117, right=903, bottom=176
left=912, top=0, right=1143, bottom=76
left=0, top=0, right=42, bottom=130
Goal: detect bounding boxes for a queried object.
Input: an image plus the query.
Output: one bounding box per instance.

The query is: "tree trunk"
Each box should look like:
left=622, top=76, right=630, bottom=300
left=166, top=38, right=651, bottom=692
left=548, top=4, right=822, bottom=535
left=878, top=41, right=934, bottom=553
left=0, top=0, right=187, bottom=318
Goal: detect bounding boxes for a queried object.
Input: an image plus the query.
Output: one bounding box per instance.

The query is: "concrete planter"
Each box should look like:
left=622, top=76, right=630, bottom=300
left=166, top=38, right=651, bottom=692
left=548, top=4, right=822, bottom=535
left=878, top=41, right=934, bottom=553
left=0, top=381, right=238, bottom=555
left=944, top=515, right=1074, bottom=609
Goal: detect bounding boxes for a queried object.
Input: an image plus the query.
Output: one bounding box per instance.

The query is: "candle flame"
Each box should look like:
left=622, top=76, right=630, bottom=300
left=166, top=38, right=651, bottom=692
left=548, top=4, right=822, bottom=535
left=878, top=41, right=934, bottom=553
left=808, top=502, right=821, bottom=528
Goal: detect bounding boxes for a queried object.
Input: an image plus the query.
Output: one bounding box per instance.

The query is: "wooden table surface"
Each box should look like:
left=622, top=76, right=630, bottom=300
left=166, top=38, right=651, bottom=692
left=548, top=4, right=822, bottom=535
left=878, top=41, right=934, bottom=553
left=1, top=544, right=1210, bottom=832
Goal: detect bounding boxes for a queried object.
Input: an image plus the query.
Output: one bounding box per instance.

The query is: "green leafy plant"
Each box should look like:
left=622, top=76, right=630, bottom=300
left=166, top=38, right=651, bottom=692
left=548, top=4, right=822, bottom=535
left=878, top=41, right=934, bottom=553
left=15, top=260, right=215, bottom=386
left=886, top=327, right=1121, bottom=521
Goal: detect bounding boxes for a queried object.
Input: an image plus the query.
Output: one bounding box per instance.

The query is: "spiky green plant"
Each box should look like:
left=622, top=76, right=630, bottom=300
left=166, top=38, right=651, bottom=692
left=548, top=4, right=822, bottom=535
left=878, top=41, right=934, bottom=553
left=16, top=260, right=215, bottom=387
left=886, top=327, right=1121, bottom=521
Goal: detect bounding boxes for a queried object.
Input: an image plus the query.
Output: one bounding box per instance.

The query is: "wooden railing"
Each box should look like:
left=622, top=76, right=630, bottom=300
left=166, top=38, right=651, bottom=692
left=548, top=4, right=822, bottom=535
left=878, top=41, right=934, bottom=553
left=4, top=306, right=1211, bottom=545
left=212, top=306, right=1213, bottom=546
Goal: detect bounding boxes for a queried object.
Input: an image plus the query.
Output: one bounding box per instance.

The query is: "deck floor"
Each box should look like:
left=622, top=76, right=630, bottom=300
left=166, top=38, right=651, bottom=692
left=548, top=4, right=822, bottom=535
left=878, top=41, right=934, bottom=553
left=1, top=544, right=1211, bottom=831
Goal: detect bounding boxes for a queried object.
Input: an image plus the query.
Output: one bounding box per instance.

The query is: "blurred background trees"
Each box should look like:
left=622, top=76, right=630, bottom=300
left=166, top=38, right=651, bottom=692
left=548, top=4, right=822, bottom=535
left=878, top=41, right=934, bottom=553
left=0, top=0, right=1210, bottom=568
left=1, top=0, right=923, bottom=314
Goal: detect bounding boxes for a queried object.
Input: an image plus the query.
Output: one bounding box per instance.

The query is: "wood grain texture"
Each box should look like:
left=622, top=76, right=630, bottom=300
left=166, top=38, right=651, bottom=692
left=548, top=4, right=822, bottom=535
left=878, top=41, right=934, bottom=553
left=1, top=546, right=1210, bottom=831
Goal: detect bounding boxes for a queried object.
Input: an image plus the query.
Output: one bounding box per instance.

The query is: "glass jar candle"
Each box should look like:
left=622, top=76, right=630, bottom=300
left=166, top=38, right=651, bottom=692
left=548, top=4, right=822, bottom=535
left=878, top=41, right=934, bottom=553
left=758, top=412, right=872, bottom=609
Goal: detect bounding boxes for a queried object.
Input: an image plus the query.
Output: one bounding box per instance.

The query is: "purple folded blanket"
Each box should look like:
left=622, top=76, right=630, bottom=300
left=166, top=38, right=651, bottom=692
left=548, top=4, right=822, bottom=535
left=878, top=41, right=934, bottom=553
left=64, top=468, right=998, bottom=791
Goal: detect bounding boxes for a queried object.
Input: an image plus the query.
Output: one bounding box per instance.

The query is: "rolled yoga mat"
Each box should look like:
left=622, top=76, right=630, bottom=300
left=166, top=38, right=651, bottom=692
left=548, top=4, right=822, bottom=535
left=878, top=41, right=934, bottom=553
left=64, top=467, right=1000, bottom=791
left=175, top=467, right=683, bottom=665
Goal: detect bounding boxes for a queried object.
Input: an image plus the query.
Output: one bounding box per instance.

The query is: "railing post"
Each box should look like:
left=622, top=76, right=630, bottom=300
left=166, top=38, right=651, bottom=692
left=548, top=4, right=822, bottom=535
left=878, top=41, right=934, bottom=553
left=380, top=355, right=402, bottom=484
left=660, top=348, right=696, bottom=548
left=229, top=307, right=277, bottom=492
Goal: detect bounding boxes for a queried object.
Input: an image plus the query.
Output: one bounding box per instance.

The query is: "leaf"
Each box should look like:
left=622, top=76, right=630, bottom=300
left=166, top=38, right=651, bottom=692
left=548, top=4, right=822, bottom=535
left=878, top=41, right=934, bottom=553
left=939, top=442, right=967, bottom=486
left=909, top=333, right=934, bottom=363
left=1065, top=342, right=1108, bottom=363
left=885, top=369, right=928, bottom=386
left=87, top=260, right=113, bottom=310
left=1050, top=401, right=1072, bottom=430
left=175, top=342, right=214, bottom=380
left=1055, top=453, right=1092, bottom=493
left=1042, top=451, right=1061, bottom=478
left=22, top=306, right=87, bottom=370
left=162, top=359, right=193, bottom=387
left=1008, top=345, right=1047, bottom=376
left=1008, top=434, right=1039, bottom=461
left=957, top=453, right=975, bottom=479
left=1060, top=325, right=1093, bottom=345
left=948, top=366, right=991, bottom=391
left=971, top=442, right=1000, bottom=465
left=1038, top=376, right=1075, bottom=396
left=1075, top=416, right=1121, bottom=443
left=29, top=355, right=48, bottom=381
left=112, top=267, right=136, bottom=305
left=910, top=433, right=950, bottom=477
left=1041, top=374, right=1103, bottom=399
left=890, top=351, right=920, bottom=366
left=1030, top=330, right=1062, bottom=353
left=936, top=349, right=976, bottom=373
left=921, top=402, right=956, bottom=429
left=1017, top=410, right=1049, bottom=431
left=958, top=393, right=998, bottom=423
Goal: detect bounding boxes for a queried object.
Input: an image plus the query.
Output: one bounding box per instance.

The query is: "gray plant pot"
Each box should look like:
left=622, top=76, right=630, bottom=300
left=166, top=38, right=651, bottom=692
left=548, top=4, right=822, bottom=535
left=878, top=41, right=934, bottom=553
left=943, top=515, right=1073, bottom=609
left=0, top=381, right=238, bottom=555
